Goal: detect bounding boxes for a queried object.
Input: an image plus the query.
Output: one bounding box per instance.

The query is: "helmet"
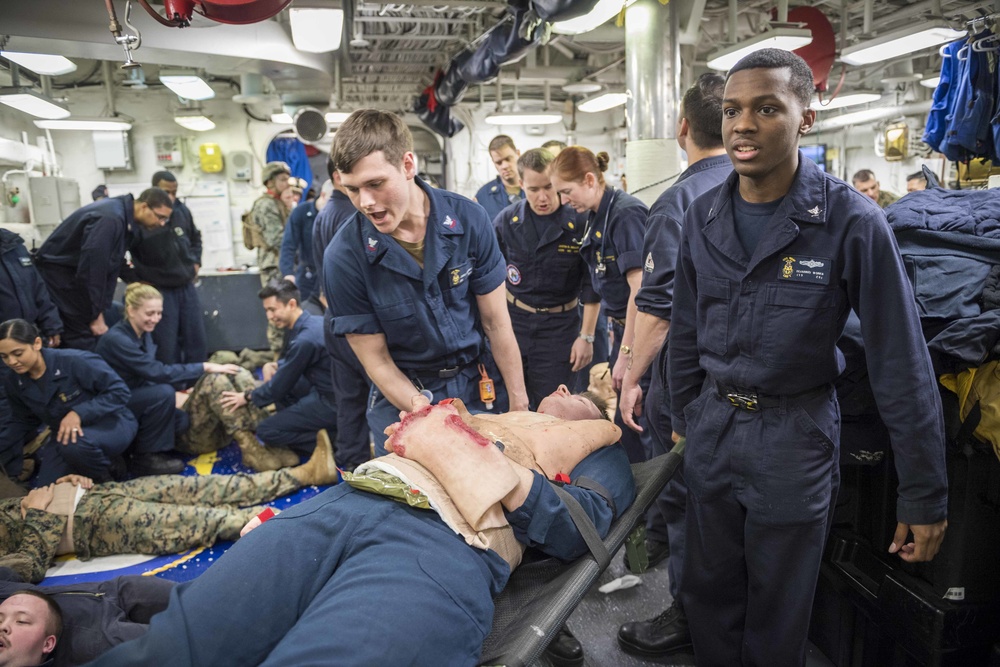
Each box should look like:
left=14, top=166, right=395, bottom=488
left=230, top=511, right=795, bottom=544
left=261, top=161, right=291, bottom=185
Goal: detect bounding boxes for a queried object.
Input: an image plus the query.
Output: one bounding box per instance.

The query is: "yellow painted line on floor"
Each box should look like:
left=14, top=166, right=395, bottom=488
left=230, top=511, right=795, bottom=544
left=142, top=547, right=207, bottom=577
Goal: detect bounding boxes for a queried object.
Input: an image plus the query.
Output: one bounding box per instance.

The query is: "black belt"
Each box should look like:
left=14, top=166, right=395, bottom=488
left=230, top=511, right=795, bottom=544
left=715, top=381, right=830, bottom=412
left=406, top=361, right=473, bottom=380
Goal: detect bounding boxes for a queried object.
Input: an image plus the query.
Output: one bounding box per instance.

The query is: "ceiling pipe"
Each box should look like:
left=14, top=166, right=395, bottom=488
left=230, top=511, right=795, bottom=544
left=102, top=59, right=117, bottom=116
left=728, top=0, right=737, bottom=43
left=777, top=0, right=789, bottom=23
left=812, top=99, right=932, bottom=132
left=862, top=0, right=873, bottom=35
left=679, top=0, right=708, bottom=45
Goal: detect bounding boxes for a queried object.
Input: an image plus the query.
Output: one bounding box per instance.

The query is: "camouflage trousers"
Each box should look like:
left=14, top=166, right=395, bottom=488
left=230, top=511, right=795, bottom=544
left=74, top=469, right=301, bottom=560
left=179, top=369, right=268, bottom=455
left=259, top=263, right=285, bottom=357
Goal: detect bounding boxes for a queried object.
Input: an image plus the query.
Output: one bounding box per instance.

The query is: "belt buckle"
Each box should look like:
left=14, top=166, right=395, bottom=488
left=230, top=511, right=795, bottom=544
left=726, top=391, right=759, bottom=411
left=535, top=306, right=549, bottom=313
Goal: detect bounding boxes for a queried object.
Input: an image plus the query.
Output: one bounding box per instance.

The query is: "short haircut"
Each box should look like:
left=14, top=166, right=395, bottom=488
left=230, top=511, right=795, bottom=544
left=91, top=185, right=108, bottom=201
left=852, top=169, right=876, bottom=184
left=580, top=390, right=612, bottom=421
left=257, top=279, right=301, bottom=305
left=136, top=188, right=173, bottom=211
left=488, top=135, right=517, bottom=154
left=541, top=139, right=567, bottom=152
left=331, top=109, right=413, bottom=174
left=9, top=590, right=63, bottom=640
left=0, top=319, right=39, bottom=345
left=124, top=282, right=163, bottom=311
left=682, top=73, right=725, bottom=149
left=326, top=154, right=337, bottom=179
left=727, top=48, right=815, bottom=108
left=906, top=171, right=927, bottom=182
left=551, top=146, right=610, bottom=187
left=151, top=171, right=177, bottom=186
left=517, top=148, right=555, bottom=179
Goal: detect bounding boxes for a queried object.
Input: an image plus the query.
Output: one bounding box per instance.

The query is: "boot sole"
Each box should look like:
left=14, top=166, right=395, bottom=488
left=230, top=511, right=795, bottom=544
left=617, top=635, right=692, bottom=658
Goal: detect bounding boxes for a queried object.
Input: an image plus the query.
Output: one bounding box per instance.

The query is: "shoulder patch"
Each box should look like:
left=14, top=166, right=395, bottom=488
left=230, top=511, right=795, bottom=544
left=506, top=264, right=521, bottom=285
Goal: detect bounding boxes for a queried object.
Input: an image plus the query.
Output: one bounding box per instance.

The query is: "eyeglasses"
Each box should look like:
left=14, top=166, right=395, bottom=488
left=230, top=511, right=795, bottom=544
left=153, top=210, right=172, bottom=224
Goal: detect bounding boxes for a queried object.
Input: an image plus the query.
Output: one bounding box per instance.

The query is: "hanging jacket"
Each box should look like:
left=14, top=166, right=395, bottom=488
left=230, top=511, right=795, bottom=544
left=940, top=33, right=997, bottom=162
left=923, top=40, right=963, bottom=153
left=0, top=230, right=62, bottom=336
left=885, top=186, right=1000, bottom=371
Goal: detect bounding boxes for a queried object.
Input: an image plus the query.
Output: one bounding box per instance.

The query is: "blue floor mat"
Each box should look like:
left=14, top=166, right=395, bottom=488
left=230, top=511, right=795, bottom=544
left=38, top=442, right=328, bottom=587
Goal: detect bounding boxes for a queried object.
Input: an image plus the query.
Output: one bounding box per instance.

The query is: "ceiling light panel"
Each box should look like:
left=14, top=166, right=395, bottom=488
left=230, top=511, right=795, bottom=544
left=841, top=24, right=966, bottom=66
left=707, top=28, right=813, bottom=71
left=0, top=88, right=70, bottom=119
left=1, top=51, right=77, bottom=76
left=160, top=71, right=215, bottom=100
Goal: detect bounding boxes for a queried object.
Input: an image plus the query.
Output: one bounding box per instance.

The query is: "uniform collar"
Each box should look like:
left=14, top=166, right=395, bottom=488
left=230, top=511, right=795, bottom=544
left=678, top=153, right=732, bottom=183
left=700, top=151, right=828, bottom=270
left=16, top=348, right=64, bottom=399
left=704, top=151, right=829, bottom=229
left=360, top=177, right=462, bottom=285
left=116, top=194, right=136, bottom=236
left=525, top=202, right=583, bottom=240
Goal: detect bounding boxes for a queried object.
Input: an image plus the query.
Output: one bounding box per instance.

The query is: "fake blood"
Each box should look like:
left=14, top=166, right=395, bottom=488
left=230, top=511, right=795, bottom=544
left=389, top=404, right=442, bottom=457
left=444, top=414, right=490, bottom=447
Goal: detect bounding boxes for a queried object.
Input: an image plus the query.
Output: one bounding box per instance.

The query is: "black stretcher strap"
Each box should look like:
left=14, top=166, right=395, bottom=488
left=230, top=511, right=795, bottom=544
left=573, top=476, right=617, bottom=519
left=549, top=483, right=612, bottom=570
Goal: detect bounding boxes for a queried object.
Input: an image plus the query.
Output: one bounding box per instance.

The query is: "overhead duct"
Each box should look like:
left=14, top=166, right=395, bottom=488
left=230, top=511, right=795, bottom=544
left=293, top=107, right=327, bottom=143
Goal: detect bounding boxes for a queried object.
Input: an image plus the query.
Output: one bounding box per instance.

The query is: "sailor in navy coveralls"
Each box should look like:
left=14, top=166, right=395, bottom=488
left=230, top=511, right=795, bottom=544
left=668, top=50, right=948, bottom=666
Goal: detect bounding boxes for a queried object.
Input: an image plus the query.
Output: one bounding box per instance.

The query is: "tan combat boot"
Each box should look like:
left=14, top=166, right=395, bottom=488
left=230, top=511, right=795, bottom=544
left=234, top=431, right=287, bottom=472
left=289, top=429, right=339, bottom=486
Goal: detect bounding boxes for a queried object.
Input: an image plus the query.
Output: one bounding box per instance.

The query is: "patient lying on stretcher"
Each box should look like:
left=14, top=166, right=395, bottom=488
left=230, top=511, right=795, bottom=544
left=86, top=387, right=636, bottom=667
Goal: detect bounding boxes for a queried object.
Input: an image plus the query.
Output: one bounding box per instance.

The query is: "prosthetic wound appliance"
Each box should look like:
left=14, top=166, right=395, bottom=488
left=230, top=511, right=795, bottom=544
left=354, top=401, right=621, bottom=568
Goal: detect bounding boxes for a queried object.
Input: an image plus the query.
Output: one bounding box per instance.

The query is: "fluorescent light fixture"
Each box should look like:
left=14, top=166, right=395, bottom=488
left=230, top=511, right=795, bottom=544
left=920, top=75, right=941, bottom=88
left=485, top=111, right=563, bottom=125
left=0, top=88, right=70, bottom=119
left=34, top=117, right=133, bottom=130
left=290, top=8, right=344, bottom=53
left=562, top=81, right=603, bottom=95
left=811, top=91, right=881, bottom=111
left=707, top=28, right=813, bottom=71
left=174, top=114, right=215, bottom=132
left=1, top=51, right=76, bottom=76
left=579, top=91, right=628, bottom=113
left=160, top=70, right=215, bottom=100
left=270, top=112, right=293, bottom=124
left=841, top=23, right=965, bottom=66
left=325, top=111, right=351, bottom=124
left=552, top=0, right=637, bottom=36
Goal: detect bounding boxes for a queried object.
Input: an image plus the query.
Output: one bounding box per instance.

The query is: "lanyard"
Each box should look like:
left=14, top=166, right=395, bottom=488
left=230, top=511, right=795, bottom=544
left=585, top=188, right=616, bottom=277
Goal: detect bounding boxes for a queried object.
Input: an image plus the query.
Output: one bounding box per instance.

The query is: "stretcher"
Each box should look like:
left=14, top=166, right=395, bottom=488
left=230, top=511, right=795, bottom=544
left=479, top=440, right=685, bottom=667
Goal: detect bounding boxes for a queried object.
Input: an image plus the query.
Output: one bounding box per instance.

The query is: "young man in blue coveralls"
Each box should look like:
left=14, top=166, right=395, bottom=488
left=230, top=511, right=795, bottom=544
left=667, top=49, right=948, bottom=666
left=125, top=171, right=207, bottom=368
left=494, top=148, right=601, bottom=409
left=313, top=164, right=372, bottom=472
left=218, top=280, right=338, bottom=461
left=616, top=73, right=732, bottom=657
left=474, top=135, right=525, bottom=223
left=326, top=110, right=530, bottom=454
left=84, top=389, right=634, bottom=667
left=34, top=189, right=174, bottom=351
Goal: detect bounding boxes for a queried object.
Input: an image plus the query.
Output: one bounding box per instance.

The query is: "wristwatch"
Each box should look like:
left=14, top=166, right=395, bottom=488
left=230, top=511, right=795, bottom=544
left=579, top=332, right=595, bottom=344
left=243, top=388, right=253, bottom=402
left=619, top=344, right=632, bottom=355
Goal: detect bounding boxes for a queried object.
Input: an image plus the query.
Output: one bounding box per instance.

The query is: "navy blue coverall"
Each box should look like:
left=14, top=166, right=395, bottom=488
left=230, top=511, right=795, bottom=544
left=475, top=175, right=523, bottom=223
left=123, top=199, right=206, bottom=367
left=0, top=230, right=62, bottom=340
left=668, top=156, right=948, bottom=666
left=633, top=154, right=732, bottom=593
left=580, top=186, right=649, bottom=463
left=250, top=310, right=339, bottom=453
left=328, top=178, right=510, bottom=454
left=96, top=319, right=201, bottom=458
left=280, top=198, right=319, bottom=302
left=85, top=442, right=636, bottom=667
left=494, top=199, right=597, bottom=408
left=313, top=190, right=372, bottom=470
left=0, top=348, right=138, bottom=485
left=34, top=196, right=136, bottom=351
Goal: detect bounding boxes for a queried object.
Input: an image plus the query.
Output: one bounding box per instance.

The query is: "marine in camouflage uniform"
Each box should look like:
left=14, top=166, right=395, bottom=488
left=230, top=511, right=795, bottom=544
left=179, top=368, right=266, bottom=456
left=252, top=161, right=293, bottom=356
left=0, top=471, right=301, bottom=583
left=179, top=368, right=296, bottom=471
